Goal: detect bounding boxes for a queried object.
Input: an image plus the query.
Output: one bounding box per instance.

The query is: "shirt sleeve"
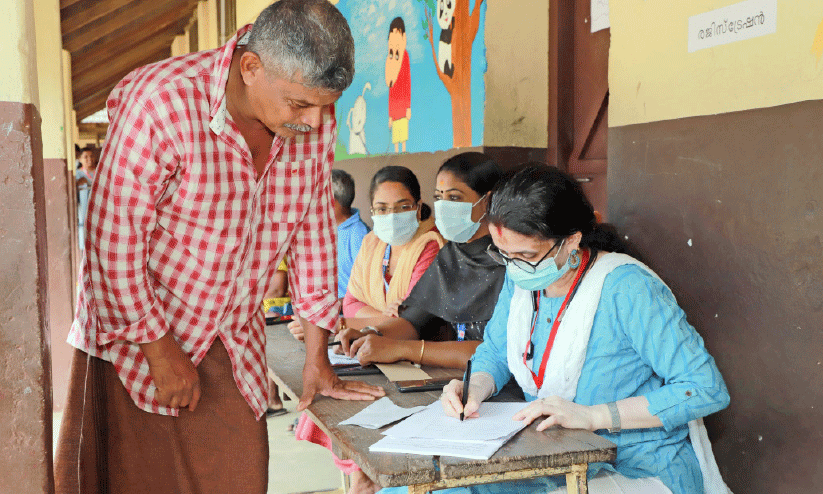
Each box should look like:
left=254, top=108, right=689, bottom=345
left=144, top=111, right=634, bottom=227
left=288, top=118, right=341, bottom=331
left=85, top=92, right=181, bottom=346
left=404, top=240, right=441, bottom=298
left=609, top=266, right=730, bottom=431
left=470, top=276, right=515, bottom=394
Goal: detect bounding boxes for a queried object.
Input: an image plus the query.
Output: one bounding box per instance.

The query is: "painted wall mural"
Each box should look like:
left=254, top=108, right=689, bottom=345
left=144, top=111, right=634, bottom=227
left=334, top=0, right=486, bottom=159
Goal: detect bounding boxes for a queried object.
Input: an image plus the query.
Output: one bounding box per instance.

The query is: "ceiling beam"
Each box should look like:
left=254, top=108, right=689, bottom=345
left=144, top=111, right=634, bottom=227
left=70, top=13, right=190, bottom=73
left=60, top=0, right=83, bottom=10
left=75, top=47, right=171, bottom=121
left=63, top=0, right=196, bottom=53
left=71, top=28, right=178, bottom=80
left=74, top=46, right=172, bottom=104
left=61, top=0, right=142, bottom=38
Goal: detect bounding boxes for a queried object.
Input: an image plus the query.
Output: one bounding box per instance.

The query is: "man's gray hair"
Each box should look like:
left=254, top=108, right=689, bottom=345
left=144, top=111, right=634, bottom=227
left=247, top=0, right=355, bottom=92
left=331, top=169, right=356, bottom=209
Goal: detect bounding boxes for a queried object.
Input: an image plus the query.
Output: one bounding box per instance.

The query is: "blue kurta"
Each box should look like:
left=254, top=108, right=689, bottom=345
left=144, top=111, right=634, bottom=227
left=379, top=264, right=729, bottom=494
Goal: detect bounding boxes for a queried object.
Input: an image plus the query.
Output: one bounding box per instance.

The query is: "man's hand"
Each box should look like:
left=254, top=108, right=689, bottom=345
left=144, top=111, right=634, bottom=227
left=298, top=356, right=386, bottom=411
left=298, top=317, right=384, bottom=410
left=287, top=319, right=305, bottom=341
left=140, top=332, right=201, bottom=411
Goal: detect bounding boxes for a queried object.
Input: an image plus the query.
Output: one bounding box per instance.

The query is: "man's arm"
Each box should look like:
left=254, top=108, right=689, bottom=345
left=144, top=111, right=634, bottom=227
left=289, top=113, right=383, bottom=409
left=86, top=91, right=198, bottom=410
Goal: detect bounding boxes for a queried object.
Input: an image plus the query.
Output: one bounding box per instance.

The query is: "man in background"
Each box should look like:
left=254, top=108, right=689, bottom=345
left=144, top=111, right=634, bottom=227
left=332, top=169, right=370, bottom=301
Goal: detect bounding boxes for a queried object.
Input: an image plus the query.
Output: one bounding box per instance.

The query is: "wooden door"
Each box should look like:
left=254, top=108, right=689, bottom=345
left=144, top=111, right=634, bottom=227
left=548, top=0, right=610, bottom=219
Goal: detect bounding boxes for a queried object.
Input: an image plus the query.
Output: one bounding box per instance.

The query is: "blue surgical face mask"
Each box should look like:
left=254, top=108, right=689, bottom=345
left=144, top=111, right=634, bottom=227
left=506, top=240, right=569, bottom=291
left=434, top=195, right=485, bottom=243
left=371, top=210, right=419, bottom=246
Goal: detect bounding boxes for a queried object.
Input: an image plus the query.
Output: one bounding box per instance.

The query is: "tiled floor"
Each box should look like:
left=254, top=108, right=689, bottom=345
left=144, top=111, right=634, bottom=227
left=52, top=400, right=346, bottom=494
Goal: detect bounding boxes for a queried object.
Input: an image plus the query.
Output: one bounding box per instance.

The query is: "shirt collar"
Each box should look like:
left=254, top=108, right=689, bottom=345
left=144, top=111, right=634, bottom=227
left=209, top=24, right=253, bottom=135
left=339, top=209, right=364, bottom=229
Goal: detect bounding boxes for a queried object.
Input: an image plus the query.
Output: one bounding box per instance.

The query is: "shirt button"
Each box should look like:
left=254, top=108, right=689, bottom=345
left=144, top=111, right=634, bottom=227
left=685, top=390, right=693, bottom=397
left=546, top=317, right=552, bottom=323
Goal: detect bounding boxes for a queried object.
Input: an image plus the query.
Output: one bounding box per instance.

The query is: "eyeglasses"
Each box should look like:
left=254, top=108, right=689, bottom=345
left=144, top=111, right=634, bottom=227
left=486, top=239, right=563, bottom=274
left=370, top=203, right=418, bottom=216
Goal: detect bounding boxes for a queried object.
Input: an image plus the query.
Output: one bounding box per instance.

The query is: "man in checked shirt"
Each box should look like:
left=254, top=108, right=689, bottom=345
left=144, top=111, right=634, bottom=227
left=54, top=1, right=384, bottom=492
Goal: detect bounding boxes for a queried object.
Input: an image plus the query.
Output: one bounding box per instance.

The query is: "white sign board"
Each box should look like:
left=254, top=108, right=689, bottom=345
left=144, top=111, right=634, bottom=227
left=688, top=0, right=777, bottom=53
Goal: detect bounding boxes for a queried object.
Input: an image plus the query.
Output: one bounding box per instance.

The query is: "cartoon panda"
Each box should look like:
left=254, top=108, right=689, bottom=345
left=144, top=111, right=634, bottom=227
left=437, top=0, right=455, bottom=78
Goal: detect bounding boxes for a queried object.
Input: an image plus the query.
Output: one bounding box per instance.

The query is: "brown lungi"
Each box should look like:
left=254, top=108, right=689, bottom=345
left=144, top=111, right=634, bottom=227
left=54, top=339, right=268, bottom=494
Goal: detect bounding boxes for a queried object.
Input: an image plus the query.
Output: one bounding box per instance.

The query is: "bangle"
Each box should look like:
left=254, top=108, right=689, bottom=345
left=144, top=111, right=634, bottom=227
left=606, top=401, right=621, bottom=433
left=418, top=340, right=426, bottom=364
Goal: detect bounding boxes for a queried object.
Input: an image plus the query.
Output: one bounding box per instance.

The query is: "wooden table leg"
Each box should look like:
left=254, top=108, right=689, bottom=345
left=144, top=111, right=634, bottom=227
left=565, top=463, right=588, bottom=494
left=408, top=485, right=429, bottom=494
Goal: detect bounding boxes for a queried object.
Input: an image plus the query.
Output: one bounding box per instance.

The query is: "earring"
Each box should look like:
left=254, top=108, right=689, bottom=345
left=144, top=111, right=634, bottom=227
left=569, top=249, right=581, bottom=269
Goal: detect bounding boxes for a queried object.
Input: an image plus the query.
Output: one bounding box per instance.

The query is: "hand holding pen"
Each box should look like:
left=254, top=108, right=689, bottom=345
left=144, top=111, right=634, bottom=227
left=440, top=360, right=489, bottom=420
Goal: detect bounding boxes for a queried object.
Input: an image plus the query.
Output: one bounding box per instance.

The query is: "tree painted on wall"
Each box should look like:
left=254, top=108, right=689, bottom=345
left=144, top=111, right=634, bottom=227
left=418, top=0, right=484, bottom=147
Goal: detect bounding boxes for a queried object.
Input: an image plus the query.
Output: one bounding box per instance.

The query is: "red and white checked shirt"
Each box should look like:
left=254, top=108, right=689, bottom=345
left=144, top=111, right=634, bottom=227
left=68, top=25, right=340, bottom=418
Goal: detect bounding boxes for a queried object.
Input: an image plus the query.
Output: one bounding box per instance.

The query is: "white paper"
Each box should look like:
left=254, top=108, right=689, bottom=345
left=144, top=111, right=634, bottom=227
left=383, top=401, right=529, bottom=442
left=370, top=429, right=521, bottom=460
left=688, top=0, right=777, bottom=53
left=329, top=349, right=360, bottom=366
left=338, top=397, right=427, bottom=429
left=591, top=0, right=610, bottom=33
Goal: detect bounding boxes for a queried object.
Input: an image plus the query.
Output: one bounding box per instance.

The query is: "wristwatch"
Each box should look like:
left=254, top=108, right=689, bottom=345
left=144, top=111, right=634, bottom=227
left=606, top=401, right=621, bottom=433
left=360, top=326, right=383, bottom=336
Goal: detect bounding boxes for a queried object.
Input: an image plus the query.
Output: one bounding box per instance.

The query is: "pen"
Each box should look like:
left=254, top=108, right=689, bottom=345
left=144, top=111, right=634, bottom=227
left=460, top=359, right=471, bottom=421
left=328, top=341, right=342, bottom=347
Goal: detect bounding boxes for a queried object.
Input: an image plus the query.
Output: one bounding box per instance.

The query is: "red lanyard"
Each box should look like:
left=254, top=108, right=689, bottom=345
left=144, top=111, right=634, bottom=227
left=523, top=249, right=590, bottom=390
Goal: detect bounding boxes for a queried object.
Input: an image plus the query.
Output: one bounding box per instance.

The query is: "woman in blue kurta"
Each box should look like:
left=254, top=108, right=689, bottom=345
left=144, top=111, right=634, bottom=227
left=430, top=165, right=731, bottom=494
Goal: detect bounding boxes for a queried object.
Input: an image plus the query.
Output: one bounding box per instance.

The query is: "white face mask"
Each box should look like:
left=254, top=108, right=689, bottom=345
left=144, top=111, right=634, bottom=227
left=371, top=210, right=419, bottom=246
left=434, top=196, right=485, bottom=243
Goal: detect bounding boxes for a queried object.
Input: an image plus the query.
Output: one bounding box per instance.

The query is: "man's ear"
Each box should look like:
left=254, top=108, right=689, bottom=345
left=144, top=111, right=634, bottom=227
left=239, top=51, right=264, bottom=86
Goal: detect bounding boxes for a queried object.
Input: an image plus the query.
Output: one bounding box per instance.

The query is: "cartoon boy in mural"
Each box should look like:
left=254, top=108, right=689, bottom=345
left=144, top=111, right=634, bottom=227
left=385, top=17, right=411, bottom=153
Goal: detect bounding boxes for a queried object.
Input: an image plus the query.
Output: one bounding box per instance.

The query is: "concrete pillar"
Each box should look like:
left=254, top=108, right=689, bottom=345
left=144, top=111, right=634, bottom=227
left=0, top=0, right=54, bottom=491
left=198, top=0, right=219, bottom=50
left=35, top=0, right=75, bottom=414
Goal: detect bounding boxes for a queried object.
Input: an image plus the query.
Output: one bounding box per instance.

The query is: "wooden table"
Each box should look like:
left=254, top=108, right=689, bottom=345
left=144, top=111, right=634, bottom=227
left=265, top=324, right=616, bottom=494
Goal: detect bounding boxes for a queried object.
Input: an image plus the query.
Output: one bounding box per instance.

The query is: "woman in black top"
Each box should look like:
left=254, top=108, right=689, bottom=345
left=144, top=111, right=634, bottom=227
left=336, top=152, right=506, bottom=369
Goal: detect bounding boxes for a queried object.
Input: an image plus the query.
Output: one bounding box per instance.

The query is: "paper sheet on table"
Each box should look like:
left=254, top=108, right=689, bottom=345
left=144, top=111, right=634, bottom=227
left=370, top=429, right=521, bottom=460
left=338, top=397, right=427, bottom=429
left=375, top=362, right=431, bottom=381
left=329, top=349, right=360, bottom=366
left=383, top=401, right=529, bottom=442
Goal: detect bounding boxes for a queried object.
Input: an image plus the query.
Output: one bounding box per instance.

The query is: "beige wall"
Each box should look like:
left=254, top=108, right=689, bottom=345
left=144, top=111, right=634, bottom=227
left=237, top=0, right=273, bottom=28
left=199, top=0, right=220, bottom=50
left=1, top=0, right=39, bottom=104
left=483, top=0, right=548, bottom=147
left=610, top=0, right=823, bottom=126
left=34, top=0, right=65, bottom=160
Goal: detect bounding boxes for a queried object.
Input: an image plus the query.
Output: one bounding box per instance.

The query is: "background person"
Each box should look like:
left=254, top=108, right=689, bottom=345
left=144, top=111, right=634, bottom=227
left=342, top=165, right=444, bottom=319
left=436, top=165, right=731, bottom=494
left=332, top=168, right=370, bottom=302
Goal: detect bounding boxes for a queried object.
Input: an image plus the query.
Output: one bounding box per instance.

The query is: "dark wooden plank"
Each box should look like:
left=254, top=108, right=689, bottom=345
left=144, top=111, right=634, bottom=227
left=69, top=13, right=189, bottom=76
left=265, top=326, right=616, bottom=489
left=63, top=0, right=192, bottom=54
left=73, top=44, right=171, bottom=102
left=60, top=0, right=140, bottom=37
left=64, top=0, right=196, bottom=53
left=71, top=30, right=177, bottom=81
